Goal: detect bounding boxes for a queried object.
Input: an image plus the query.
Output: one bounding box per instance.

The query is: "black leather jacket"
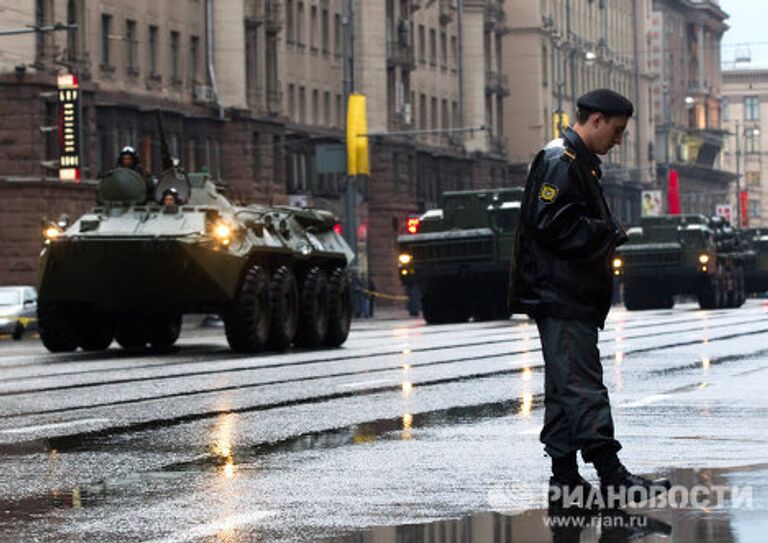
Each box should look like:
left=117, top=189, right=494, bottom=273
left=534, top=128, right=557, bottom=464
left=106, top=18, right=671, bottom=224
left=509, top=128, right=627, bottom=329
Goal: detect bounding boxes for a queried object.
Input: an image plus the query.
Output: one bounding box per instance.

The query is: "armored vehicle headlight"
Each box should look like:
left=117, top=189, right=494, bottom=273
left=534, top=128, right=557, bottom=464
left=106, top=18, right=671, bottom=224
left=399, top=253, right=413, bottom=265
left=698, top=254, right=710, bottom=264
left=612, top=257, right=623, bottom=269
left=44, top=225, right=62, bottom=240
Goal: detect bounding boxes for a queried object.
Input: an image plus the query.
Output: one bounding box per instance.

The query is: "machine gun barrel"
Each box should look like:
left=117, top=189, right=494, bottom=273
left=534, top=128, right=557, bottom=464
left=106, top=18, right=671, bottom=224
left=155, top=110, right=174, bottom=171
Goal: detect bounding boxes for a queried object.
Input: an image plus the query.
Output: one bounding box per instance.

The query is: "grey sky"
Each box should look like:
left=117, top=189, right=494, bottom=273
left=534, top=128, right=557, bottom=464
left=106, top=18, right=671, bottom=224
left=720, top=0, right=768, bottom=69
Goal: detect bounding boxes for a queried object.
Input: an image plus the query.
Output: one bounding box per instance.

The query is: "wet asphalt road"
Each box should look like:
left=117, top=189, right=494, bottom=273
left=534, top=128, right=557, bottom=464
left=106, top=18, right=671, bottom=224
left=0, top=303, right=766, bottom=542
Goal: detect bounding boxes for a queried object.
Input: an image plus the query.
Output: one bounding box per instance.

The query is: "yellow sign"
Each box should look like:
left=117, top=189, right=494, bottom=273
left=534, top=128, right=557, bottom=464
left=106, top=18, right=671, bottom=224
left=346, top=93, right=370, bottom=176
left=552, top=112, right=570, bottom=138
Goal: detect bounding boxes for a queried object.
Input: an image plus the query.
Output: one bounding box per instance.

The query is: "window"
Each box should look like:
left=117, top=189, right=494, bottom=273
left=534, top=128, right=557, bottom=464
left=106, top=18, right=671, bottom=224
left=337, top=93, right=342, bottom=127
left=450, top=35, right=458, bottom=70
left=310, top=5, right=318, bottom=50
left=542, top=46, right=548, bottom=87
left=321, top=7, right=330, bottom=54
left=299, top=86, right=306, bottom=123
left=297, top=2, right=305, bottom=46
left=419, top=93, right=427, bottom=129
left=286, top=0, right=294, bottom=43
left=324, top=91, right=331, bottom=125
left=745, top=171, right=761, bottom=187
left=429, top=28, right=437, bottom=66
left=312, top=89, right=319, bottom=124
left=441, top=99, right=449, bottom=129
left=148, top=25, right=158, bottom=75
left=170, top=31, right=180, bottom=81
left=745, top=96, right=759, bottom=121
left=190, top=36, right=200, bottom=82
left=749, top=199, right=760, bottom=219
left=125, top=19, right=137, bottom=72
left=431, top=97, right=438, bottom=130
left=440, top=31, right=447, bottom=70
left=720, top=97, right=728, bottom=123
left=101, top=14, right=112, bottom=66
left=66, top=0, right=79, bottom=61
left=452, top=101, right=459, bottom=128
left=418, top=25, right=425, bottom=64
left=745, top=128, right=760, bottom=154
left=334, top=13, right=341, bottom=56
left=288, top=84, right=296, bottom=119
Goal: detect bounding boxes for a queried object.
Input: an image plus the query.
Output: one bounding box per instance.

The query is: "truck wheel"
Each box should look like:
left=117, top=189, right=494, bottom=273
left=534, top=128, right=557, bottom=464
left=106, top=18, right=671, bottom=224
left=736, top=267, right=746, bottom=307
left=78, top=309, right=115, bottom=351
left=623, top=280, right=647, bottom=311
left=698, top=271, right=722, bottom=310
left=295, top=267, right=329, bottom=347
left=149, top=312, right=182, bottom=349
left=116, top=316, right=149, bottom=350
left=325, top=268, right=351, bottom=347
left=225, top=265, right=272, bottom=353
left=268, top=266, right=299, bottom=350
left=421, top=292, right=449, bottom=324
left=38, top=303, right=78, bottom=352
left=11, top=322, right=24, bottom=341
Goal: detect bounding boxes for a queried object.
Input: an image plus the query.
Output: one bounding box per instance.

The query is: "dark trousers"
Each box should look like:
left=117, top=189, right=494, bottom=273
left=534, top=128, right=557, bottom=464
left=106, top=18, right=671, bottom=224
left=536, top=316, right=621, bottom=461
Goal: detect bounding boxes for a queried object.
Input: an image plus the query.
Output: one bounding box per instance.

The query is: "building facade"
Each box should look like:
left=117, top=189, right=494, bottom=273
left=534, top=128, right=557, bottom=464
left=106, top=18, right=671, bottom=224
left=721, top=70, right=768, bottom=227
left=503, top=0, right=656, bottom=226
left=0, top=0, right=514, bottom=302
left=649, top=0, right=733, bottom=217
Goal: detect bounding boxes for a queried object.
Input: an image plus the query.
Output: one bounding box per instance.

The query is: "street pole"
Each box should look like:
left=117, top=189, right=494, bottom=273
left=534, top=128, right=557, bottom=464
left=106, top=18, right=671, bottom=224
left=341, top=0, right=358, bottom=266
left=735, top=120, right=741, bottom=227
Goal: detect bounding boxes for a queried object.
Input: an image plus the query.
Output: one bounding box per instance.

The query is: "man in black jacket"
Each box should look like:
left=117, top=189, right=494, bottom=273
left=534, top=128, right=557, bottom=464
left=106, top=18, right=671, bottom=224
left=509, top=89, right=670, bottom=509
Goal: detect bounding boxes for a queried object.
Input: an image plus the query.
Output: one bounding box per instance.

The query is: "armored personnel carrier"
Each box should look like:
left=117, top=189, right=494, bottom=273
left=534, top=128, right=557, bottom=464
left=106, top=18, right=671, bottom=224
left=739, top=227, right=768, bottom=295
left=37, top=114, right=353, bottom=353
left=396, top=188, right=522, bottom=324
left=614, top=214, right=746, bottom=310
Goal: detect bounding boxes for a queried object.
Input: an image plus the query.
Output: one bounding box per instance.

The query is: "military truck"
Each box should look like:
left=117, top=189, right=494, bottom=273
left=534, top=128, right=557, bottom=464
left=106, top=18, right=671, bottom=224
left=614, top=214, right=746, bottom=310
left=739, top=227, right=768, bottom=295
left=397, top=188, right=522, bottom=324
left=37, top=113, right=353, bottom=353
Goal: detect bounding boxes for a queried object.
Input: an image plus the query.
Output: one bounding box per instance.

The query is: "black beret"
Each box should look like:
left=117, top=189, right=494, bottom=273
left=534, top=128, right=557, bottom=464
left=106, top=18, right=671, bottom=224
left=577, top=89, right=634, bottom=117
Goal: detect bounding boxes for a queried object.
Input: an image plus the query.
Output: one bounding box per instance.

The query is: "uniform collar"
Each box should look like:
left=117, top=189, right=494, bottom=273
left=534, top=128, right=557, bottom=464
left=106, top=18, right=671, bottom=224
left=563, top=127, right=602, bottom=176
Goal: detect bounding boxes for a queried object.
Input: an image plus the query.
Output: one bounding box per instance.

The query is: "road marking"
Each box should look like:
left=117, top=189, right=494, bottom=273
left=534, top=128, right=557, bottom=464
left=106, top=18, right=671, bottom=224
left=143, top=511, right=275, bottom=543
left=338, top=378, right=393, bottom=388
left=518, top=426, right=542, bottom=435
left=0, top=418, right=110, bottom=434
left=618, top=394, right=669, bottom=409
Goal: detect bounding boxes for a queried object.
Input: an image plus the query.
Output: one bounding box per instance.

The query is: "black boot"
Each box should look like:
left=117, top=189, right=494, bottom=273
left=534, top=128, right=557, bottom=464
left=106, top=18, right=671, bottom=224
left=549, top=453, right=595, bottom=510
left=592, top=449, right=671, bottom=509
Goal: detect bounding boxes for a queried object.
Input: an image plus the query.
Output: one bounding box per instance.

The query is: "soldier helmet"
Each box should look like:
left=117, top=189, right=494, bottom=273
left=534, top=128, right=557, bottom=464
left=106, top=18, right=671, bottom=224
left=117, top=145, right=141, bottom=165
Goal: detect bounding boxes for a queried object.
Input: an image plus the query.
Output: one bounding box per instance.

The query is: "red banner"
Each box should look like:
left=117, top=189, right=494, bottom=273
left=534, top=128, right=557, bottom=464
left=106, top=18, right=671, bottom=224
left=740, top=191, right=749, bottom=227
left=667, top=169, right=680, bottom=215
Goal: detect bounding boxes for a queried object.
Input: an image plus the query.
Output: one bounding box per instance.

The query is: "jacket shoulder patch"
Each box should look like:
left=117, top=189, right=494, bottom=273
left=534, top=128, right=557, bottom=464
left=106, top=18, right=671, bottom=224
left=539, top=183, right=559, bottom=203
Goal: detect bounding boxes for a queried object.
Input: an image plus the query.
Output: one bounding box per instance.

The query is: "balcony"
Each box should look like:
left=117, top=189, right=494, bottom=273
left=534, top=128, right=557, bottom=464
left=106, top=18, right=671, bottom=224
left=247, top=0, right=282, bottom=32
left=387, top=41, right=416, bottom=71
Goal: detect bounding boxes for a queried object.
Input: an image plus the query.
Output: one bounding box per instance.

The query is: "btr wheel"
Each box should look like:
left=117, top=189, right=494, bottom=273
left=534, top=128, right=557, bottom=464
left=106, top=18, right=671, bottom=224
left=149, top=312, right=182, bottom=349
left=78, top=309, right=115, bottom=351
left=268, top=266, right=299, bottom=350
left=325, top=268, right=351, bottom=347
left=295, top=267, right=329, bottom=348
left=115, top=315, right=149, bottom=350
left=225, top=265, right=272, bottom=353
left=38, top=303, right=78, bottom=352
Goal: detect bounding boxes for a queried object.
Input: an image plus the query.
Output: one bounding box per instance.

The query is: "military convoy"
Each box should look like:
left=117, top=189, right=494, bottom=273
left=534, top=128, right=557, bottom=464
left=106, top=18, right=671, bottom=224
left=397, top=188, right=522, bottom=324
left=613, top=214, right=750, bottom=310
left=37, top=113, right=353, bottom=353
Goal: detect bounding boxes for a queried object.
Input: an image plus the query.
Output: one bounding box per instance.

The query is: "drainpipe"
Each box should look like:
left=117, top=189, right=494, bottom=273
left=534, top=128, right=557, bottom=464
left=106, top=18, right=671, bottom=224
left=457, top=0, right=464, bottom=133
left=205, top=0, right=224, bottom=119
left=632, top=0, right=642, bottom=180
